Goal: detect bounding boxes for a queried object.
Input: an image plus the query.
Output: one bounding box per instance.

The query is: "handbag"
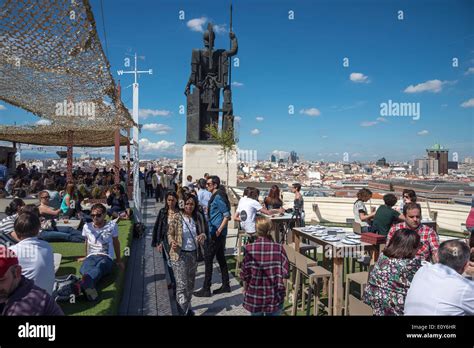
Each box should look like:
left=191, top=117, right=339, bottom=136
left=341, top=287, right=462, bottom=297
left=180, top=212, right=205, bottom=262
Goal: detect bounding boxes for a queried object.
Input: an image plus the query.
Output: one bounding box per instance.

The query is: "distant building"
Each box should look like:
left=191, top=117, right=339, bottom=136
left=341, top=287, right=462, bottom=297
left=289, top=151, right=299, bottom=164
left=447, top=161, right=458, bottom=170
left=413, top=158, right=439, bottom=176
left=426, top=144, right=448, bottom=175
left=343, top=163, right=351, bottom=174
left=270, top=154, right=276, bottom=163
left=376, top=157, right=387, bottom=167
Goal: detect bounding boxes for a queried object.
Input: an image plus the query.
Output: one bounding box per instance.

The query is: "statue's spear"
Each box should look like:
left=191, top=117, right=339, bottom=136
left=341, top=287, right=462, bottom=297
left=228, top=0, right=233, bottom=88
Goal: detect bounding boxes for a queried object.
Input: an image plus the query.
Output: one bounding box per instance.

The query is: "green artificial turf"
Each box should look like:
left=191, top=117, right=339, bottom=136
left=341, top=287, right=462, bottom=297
left=51, top=220, right=133, bottom=315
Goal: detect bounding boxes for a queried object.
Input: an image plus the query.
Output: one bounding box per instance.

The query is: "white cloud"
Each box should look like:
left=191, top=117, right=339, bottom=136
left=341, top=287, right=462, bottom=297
left=250, top=128, right=260, bottom=135
left=36, top=119, right=52, bottom=126
left=404, top=79, right=447, bottom=93
left=234, top=116, right=242, bottom=122
left=464, top=67, right=474, bottom=75
left=232, top=81, right=244, bottom=87
left=213, top=24, right=227, bottom=35
left=137, top=109, right=171, bottom=118
left=142, top=123, right=172, bottom=135
left=417, top=130, right=429, bottom=136
left=139, top=138, right=175, bottom=153
left=376, top=117, right=387, bottom=122
left=460, top=98, right=474, bottom=108
left=321, top=135, right=328, bottom=139
left=360, top=121, right=378, bottom=127
left=255, top=116, right=264, bottom=122
left=350, top=72, right=370, bottom=83
left=0, top=104, right=5, bottom=110
left=187, top=17, right=207, bottom=32
left=299, top=108, right=321, bottom=117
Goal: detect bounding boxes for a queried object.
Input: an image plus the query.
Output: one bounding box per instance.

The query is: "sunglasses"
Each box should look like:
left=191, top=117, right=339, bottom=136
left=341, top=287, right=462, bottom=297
left=41, top=196, right=50, bottom=199
left=91, top=213, right=103, bottom=218
left=206, top=182, right=213, bottom=186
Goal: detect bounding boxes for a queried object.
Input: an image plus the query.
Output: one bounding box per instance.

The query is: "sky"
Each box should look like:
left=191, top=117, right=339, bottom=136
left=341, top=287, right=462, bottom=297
left=0, top=0, right=473, bottom=162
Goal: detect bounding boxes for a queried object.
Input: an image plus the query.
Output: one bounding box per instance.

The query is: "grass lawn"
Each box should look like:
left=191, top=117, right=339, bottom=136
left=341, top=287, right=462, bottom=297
left=51, top=220, right=133, bottom=315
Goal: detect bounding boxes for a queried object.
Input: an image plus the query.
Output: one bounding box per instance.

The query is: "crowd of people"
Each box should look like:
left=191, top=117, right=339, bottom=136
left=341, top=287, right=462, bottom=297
left=353, top=188, right=474, bottom=315
left=1, top=161, right=473, bottom=317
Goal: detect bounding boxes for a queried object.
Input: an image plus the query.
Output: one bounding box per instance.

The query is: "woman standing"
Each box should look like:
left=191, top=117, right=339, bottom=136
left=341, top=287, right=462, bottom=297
left=353, top=188, right=375, bottom=233
left=264, top=185, right=283, bottom=210
left=363, top=228, right=422, bottom=315
left=167, top=193, right=207, bottom=316
left=151, top=191, right=179, bottom=291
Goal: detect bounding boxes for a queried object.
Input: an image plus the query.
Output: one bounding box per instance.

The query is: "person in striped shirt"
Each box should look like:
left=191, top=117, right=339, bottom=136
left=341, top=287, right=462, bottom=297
left=0, top=199, right=25, bottom=246
left=387, top=202, right=439, bottom=263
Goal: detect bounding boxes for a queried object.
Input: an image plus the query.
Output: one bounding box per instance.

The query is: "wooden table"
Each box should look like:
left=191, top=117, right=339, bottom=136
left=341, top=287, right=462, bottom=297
left=292, top=227, right=377, bottom=315
left=56, top=219, right=81, bottom=230
left=258, top=213, right=295, bottom=243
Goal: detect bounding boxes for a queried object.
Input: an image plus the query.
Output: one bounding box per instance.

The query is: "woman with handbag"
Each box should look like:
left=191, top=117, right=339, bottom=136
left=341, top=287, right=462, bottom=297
left=151, top=191, right=179, bottom=291
left=167, top=193, right=207, bottom=316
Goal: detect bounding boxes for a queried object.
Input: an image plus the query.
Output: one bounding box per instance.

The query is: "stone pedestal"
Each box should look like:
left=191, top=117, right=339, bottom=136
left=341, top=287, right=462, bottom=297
left=183, top=143, right=237, bottom=187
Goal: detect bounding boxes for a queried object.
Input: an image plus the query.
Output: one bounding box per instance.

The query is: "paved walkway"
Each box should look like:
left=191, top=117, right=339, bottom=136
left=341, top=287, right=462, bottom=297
left=119, top=197, right=248, bottom=316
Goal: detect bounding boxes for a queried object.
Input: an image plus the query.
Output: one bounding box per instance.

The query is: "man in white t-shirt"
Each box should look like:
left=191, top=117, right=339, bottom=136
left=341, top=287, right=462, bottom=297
left=9, top=212, right=55, bottom=295
left=234, top=187, right=284, bottom=239
left=404, top=240, right=474, bottom=315
left=78, top=203, right=124, bottom=301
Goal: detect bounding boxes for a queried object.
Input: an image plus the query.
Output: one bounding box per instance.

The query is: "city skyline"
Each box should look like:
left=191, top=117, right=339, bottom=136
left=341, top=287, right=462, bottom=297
left=0, top=0, right=473, bottom=161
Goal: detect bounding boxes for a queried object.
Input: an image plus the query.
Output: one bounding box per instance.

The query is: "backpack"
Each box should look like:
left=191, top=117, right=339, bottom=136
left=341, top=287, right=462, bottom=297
left=133, top=222, right=146, bottom=239
left=52, top=274, right=81, bottom=302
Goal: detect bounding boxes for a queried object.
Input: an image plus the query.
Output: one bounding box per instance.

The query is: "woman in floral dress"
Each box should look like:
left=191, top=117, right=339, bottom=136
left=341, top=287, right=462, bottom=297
left=364, top=228, right=422, bottom=315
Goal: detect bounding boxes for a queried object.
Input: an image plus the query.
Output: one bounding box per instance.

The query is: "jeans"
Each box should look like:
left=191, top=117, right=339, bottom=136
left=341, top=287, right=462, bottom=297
left=155, top=185, right=163, bottom=203
left=251, top=306, right=283, bottom=316
left=162, top=240, right=176, bottom=286
left=202, top=234, right=230, bottom=290
left=79, top=254, right=114, bottom=289
left=39, top=226, right=85, bottom=243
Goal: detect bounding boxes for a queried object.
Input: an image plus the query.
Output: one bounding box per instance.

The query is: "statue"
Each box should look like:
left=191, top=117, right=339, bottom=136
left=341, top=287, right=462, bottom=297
left=184, top=21, right=238, bottom=143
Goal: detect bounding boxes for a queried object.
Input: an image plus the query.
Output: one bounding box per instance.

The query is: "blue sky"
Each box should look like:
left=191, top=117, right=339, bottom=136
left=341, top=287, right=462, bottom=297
left=1, top=0, right=473, bottom=162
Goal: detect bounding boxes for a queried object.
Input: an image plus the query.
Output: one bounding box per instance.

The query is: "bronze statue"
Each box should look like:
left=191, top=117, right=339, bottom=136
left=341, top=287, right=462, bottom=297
left=184, top=21, right=238, bottom=143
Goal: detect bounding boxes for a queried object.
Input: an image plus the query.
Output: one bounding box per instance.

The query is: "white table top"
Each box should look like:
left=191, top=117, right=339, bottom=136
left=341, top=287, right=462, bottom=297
left=258, top=212, right=294, bottom=221
left=293, top=226, right=373, bottom=249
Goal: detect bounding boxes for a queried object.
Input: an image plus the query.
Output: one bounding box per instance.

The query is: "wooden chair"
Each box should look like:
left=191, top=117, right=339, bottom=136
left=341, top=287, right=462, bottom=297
left=344, top=271, right=369, bottom=316
left=234, top=227, right=246, bottom=276
left=347, top=294, right=373, bottom=315
left=283, top=243, right=297, bottom=301
left=293, top=252, right=332, bottom=316
left=352, top=221, right=362, bottom=234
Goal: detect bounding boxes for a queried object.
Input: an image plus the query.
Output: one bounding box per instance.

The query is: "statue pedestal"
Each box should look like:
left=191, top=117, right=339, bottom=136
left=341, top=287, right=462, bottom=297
left=183, top=143, right=237, bottom=187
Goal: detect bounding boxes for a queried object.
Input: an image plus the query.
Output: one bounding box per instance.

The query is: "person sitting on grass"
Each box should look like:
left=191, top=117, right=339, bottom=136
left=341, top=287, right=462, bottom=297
left=372, top=193, right=405, bottom=236
left=240, top=216, right=289, bottom=316
left=0, top=246, right=63, bottom=316
left=0, top=199, right=25, bottom=245
left=23, top=204, right=84, bottom=244
left=60, top=183, right=80, bottom=219
left=106, top=184, right=130, bottom=219
left=77, top=203, right=124, bottom=301
left=8, top=212, right=55, bottom=295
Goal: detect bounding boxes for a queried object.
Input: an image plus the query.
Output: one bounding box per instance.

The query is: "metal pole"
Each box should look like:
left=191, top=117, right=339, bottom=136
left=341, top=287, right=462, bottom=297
left=67, top=130, right=73, bottom=182
left=114, top=81, right=121, bottom=184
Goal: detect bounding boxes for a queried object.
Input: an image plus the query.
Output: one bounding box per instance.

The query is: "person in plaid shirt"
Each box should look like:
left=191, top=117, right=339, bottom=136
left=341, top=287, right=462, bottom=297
left=387, top=202, right=439, bottom=263
left=240, top=217, right=289, bottom=316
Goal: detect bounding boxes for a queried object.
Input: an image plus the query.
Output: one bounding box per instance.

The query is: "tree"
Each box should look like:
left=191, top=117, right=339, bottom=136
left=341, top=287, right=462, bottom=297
left=205, top=123, right=236, bottom=186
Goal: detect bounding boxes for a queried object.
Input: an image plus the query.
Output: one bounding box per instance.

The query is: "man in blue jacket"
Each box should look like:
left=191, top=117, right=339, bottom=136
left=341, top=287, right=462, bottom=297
left=194, top=176, right=231, bottom=297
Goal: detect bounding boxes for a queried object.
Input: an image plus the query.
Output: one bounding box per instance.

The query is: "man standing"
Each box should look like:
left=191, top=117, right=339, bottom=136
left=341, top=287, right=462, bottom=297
left=194, top=176, right=231, bottom=297
left=387, top=202, right=439, bottom=263
left=0, top=160, right=7, bottom=182
left=152, top=170, right=162, bottom=203
left=0, top=246, right=63, bottom=315
left=404, top=240, right=474, bottom=315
